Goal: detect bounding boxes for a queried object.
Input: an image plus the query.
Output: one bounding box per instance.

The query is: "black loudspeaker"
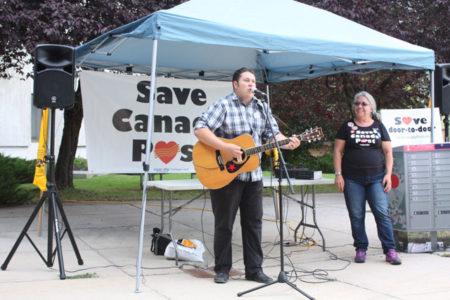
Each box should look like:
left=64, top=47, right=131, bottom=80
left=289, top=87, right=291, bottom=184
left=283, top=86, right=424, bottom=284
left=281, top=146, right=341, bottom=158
left=33, top=44, right=75, bottom=109
left=434, top=63, right=450, bottom=115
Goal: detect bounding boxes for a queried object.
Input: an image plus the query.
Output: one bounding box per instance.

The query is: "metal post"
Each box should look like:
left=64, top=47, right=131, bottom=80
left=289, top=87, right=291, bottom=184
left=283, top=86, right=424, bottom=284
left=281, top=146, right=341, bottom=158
left=430, top=70, right=435, bottom=143
left=135, top=38, right=159, bottom=293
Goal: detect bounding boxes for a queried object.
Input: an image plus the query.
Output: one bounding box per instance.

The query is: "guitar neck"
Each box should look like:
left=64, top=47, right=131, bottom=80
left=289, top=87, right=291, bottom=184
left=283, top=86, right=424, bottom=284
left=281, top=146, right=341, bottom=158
left=245, top=136, right=295, bottom=156
left=243, top=128, right=322, bottom=156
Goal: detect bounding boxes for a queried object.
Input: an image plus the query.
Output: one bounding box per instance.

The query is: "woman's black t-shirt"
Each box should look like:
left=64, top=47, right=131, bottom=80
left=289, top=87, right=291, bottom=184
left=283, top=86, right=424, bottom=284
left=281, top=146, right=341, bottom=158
left=335, top=119, right=391, bottom=176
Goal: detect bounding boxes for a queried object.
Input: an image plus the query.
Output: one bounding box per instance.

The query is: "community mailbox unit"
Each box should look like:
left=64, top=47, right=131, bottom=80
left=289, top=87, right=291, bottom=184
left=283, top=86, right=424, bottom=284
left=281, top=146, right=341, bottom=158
left=389, top=143, right=450, bottom=232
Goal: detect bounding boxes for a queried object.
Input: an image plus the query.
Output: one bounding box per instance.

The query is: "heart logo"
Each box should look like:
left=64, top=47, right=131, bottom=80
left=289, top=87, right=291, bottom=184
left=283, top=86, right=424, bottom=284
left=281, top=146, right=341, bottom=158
left=154, top=141, right=179, bottom=164
left=402, top=117, right=412, bottom=125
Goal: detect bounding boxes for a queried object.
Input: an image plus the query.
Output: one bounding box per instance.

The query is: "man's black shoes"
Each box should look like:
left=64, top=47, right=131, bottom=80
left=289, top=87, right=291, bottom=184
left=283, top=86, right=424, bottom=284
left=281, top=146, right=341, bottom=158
left=245, top=270, right=274, bottom=284
left=214, top=270, right=273, bottom=284
left=214, top=271, right=229, bottom=283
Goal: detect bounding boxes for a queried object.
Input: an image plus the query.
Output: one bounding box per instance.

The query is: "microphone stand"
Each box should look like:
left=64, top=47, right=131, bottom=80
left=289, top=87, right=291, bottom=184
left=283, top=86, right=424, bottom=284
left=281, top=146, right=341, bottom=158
left=237, top=95, right=314, bottom=299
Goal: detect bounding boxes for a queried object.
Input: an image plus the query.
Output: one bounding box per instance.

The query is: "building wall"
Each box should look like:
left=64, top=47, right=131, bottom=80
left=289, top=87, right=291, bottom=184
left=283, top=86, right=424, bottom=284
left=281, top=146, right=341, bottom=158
left=0, top=72, right=86, bottom=160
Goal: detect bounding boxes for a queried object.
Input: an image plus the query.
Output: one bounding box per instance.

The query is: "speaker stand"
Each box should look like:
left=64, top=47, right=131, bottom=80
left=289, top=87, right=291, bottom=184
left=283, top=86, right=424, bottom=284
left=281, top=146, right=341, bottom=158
left=1, top=108, right=83, bottom=279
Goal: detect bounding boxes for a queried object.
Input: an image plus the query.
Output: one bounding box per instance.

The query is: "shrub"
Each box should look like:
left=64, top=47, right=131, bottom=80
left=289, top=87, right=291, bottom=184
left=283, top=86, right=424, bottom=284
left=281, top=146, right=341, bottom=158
left=0, top=154, right=33, bottom=205
left=301, top=152, right=334, bottom=173
left=262, top=147, right=334, bottom=173
left=73, top=157, right=88, bottom=171
left=9, top=156, right=36, bottom=183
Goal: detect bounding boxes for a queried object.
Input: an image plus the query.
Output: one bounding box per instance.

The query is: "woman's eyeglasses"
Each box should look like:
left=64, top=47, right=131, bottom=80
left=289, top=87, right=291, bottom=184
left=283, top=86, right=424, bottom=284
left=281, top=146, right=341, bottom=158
left=354, top=101, right=369, bottom=107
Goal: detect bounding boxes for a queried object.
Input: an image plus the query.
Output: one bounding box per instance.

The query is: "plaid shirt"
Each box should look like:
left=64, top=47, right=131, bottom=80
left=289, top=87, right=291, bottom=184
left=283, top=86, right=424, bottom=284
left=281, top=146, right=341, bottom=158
left=194, top=91, right=280, bottom=181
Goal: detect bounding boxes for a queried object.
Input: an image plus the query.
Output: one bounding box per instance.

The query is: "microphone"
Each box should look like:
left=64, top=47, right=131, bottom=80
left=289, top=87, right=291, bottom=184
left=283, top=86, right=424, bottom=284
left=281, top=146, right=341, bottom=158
left=251, top=88, right=267, bottom=97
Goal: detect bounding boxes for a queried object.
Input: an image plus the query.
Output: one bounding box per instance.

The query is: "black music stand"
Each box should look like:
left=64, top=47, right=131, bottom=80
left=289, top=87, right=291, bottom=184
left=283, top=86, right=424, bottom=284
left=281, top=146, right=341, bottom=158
left=1, top=108, right=83, bottom=279
left=237, top=97, right=314, bottom=299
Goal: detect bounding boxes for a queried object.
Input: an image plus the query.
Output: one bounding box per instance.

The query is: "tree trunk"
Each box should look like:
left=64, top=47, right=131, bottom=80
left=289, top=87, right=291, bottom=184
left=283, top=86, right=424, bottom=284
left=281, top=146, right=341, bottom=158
left=55, top=85, right=83, bottom=190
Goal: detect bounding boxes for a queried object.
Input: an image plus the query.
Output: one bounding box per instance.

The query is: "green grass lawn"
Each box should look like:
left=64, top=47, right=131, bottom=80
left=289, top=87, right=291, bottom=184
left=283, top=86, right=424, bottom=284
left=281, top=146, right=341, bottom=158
left=22, top=172, right=338, bottom=202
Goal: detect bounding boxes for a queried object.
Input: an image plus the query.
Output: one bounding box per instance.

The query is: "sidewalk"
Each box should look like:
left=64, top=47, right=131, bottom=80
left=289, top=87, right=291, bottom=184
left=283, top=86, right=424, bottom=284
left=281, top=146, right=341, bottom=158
left=1, top=192, right=449, bottom=300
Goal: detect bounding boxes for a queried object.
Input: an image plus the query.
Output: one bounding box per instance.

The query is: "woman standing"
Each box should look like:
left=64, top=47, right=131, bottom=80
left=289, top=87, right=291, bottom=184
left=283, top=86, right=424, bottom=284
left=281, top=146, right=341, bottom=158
left=334, top=91, right=401, bottom=265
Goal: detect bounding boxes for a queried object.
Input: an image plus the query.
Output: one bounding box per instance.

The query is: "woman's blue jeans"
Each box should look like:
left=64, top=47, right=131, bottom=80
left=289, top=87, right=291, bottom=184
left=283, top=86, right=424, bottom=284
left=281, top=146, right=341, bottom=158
left=343, top=172, right=396, bottom=253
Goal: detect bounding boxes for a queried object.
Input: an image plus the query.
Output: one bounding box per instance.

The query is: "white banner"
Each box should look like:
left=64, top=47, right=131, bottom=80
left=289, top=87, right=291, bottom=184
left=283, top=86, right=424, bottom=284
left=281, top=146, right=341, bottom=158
left=380, top=108, right=443, bottom=148
left=80, top=71, right=230, bottom=173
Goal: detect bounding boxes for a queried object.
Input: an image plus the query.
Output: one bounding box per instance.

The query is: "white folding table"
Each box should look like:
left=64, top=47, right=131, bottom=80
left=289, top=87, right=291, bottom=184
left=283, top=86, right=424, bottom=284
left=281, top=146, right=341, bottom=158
left=147, top=177, right=334, bottom=251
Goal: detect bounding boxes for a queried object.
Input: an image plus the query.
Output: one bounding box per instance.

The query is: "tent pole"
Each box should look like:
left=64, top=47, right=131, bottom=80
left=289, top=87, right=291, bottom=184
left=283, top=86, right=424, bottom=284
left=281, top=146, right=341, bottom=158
left=77, top=36, right=110, bottom=66
left=135, top=38, right=159, bottom=293
left=430, top=70, right=435, bottom=143
left=429, top=69, right=439, bottom=251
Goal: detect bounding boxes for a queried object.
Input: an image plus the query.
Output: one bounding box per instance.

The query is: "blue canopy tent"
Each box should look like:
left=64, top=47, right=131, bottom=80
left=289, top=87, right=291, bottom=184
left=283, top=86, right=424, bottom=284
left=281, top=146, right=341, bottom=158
left=74, top=0, right=435, bottom=292
left=76, top=0, right=434, bottom=81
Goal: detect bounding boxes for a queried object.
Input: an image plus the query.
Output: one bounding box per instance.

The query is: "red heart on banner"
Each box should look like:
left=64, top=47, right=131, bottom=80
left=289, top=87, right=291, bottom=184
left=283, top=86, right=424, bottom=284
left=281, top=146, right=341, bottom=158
left=154, top=141, right=179, bottom=164
left=402, top=117, right=412, bottom=125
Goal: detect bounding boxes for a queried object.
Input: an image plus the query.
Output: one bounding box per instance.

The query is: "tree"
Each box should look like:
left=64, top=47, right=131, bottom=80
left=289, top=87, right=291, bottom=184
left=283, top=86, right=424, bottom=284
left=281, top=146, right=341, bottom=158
left=1, top=0, right=187, bottom=189
left=300, top=0, right=449, bottom=63
left=270, top=71, right=429, bottom=139
left=1, top=1, right=188, bottom=77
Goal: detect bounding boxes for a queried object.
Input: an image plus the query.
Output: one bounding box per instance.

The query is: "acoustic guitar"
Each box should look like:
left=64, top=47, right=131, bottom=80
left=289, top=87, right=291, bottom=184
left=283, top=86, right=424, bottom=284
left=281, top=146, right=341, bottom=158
left=193, top=127, right=323, bottom=189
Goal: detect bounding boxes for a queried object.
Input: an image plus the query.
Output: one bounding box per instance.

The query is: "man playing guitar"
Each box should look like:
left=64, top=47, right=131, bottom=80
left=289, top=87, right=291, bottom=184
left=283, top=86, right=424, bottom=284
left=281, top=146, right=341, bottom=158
left=194, top=67, right=300, bottom=284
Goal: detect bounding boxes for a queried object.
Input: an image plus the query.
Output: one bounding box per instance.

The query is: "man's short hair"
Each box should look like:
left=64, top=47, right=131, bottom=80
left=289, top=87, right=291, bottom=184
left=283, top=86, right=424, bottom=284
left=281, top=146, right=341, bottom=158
left=232, top=67, right=255, bottom=83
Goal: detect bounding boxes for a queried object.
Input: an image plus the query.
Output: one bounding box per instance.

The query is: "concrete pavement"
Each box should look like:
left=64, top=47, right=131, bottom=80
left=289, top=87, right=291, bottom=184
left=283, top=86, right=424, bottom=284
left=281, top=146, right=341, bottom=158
left=1, top=192, right=449, bottom=299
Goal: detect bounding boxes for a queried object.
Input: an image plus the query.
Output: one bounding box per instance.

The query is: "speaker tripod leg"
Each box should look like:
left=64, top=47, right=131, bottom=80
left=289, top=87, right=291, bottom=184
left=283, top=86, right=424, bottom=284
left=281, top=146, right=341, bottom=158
left=1, top=196, right=46, bottom=270
left=47, top=192, right=54, bottom=266
left=49, top=191, right=66, bottom=279
left=54, top=193, right=83, bottom=265
left=444, top=115, right=449, bottom=142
